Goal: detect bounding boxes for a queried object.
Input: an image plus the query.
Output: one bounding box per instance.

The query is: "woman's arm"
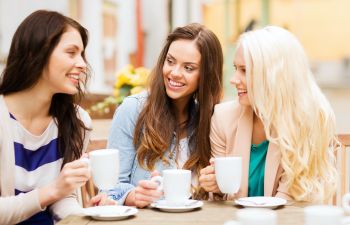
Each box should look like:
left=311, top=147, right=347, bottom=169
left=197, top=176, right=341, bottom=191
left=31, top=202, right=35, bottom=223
left=0, top=190, right=44, bottom=224
left=107, top=95, right=144, bottom=205
left=0, top=102, right=45, bottom=224
left=0, top=159, right=90, bottom=224
left=199, top=106, right=227, bottom=194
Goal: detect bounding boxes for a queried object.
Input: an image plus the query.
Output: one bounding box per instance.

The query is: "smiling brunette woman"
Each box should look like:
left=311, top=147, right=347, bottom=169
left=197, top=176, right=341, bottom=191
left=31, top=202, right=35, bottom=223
left=107, top=23, right=224, bottom=208
left=0, top=10, right=113, bottom=225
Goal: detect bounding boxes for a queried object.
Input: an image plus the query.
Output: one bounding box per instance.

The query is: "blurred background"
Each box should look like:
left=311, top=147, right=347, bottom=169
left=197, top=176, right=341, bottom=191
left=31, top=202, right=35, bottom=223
left=0, top=0, right=349, bottom=134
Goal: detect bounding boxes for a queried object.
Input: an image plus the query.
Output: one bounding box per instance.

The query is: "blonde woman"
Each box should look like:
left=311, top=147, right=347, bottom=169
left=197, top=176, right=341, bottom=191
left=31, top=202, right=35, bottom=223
left=199, top=26, right=337, bottom=203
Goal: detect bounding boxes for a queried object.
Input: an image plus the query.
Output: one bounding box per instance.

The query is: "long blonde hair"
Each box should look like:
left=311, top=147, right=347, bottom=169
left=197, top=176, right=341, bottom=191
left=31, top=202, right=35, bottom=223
left=238, top=26, right=337, bottom=202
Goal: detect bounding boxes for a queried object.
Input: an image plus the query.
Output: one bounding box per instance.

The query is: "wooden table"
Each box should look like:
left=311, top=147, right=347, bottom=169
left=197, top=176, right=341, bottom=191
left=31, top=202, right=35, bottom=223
left=58, top=201, right=308, bottom=225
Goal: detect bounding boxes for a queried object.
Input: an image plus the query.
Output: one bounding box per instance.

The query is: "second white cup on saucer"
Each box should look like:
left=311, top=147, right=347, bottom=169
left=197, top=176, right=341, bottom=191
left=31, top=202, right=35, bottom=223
left=236, top=208, right=277, bottom=225
left=152, top=169, right=191, bottom=206
left=304, top=205, right=344, bottom=225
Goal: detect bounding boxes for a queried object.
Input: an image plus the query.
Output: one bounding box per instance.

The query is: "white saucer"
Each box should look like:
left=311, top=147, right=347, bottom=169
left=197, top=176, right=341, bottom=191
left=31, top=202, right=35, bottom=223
left=83, top=205, right=138, bottom=221
left=151, top=200, right=203, bottom=212
left=235, top=197, right=287, bottom=209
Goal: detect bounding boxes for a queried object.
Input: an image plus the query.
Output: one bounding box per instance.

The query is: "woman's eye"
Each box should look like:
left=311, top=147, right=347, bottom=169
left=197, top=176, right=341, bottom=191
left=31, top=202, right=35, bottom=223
left=185, top=66, right=194, bottom=72
left=166, top=58, right=174, bottom=64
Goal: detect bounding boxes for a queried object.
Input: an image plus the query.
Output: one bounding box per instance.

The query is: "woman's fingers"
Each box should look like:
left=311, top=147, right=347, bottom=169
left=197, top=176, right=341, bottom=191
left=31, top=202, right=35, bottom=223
left=209, top=157, right=215, bottom=166
left=88, top=194, right=117, bottom=207
left=151, top=170, right=160, bottom=177
left=88, top=194, right=103, bottom=207
left=64, top=159, right=90, bottom=169
left=138, top=180, right=160, bottom=190
left=97, top=194, right=117, bottom=206
left=134, top=180, right=163, bottom=208
left=199, top=173, right=219, bottom=192
left=200, top=165, right=215, bottom=176
left=135, top=200, right=152, bottom=208
left=135, top=183, right=162, bottom=198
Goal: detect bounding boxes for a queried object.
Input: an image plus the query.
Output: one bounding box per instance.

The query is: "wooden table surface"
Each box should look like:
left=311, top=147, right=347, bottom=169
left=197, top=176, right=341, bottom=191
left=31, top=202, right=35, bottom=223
left=57, top=201, right=308, bottom=225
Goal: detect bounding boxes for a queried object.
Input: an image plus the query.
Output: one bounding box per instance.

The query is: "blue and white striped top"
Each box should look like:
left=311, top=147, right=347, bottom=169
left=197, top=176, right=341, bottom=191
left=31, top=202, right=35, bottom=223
left=11, top=113, right=62, bottom=225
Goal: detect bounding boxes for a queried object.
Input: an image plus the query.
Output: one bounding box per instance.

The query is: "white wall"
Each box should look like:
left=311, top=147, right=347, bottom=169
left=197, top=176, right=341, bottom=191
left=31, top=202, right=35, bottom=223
left=0, top=0, right=68, bottom=56
left=80, top=1, right=106, bottom=93
left=0, top=0, right=108, bottom=93
left=115, top=0, right=137, bottom=70
left=142, top=0, right=169, bottom=68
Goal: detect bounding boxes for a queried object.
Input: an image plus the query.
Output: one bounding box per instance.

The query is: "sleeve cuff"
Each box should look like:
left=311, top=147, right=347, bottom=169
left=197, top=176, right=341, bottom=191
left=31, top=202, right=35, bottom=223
left=107, top=183, right=135, bottom=205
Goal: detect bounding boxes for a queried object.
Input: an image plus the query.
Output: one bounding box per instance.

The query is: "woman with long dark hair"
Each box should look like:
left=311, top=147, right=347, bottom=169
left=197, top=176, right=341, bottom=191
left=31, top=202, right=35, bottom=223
left=108, top=23, right=224, bottom=208
left=0, top=10, right=111, bottom=225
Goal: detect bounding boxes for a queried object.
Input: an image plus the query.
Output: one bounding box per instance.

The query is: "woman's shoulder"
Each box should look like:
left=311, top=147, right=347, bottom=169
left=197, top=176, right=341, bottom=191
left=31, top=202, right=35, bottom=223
left=213, top=100, right=241, bottom=116
left=211, top=100, right=243, bottom=137
left=123, top=91, right=148, bottom=105
left=118, top=91, right=148, bottom=112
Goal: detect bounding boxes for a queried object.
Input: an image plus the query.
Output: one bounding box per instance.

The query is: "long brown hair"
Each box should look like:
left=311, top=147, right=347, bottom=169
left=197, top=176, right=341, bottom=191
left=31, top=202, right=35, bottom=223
left=134, top=23, right=223, bottom=198
left=0, top=10, right=90, bottom=165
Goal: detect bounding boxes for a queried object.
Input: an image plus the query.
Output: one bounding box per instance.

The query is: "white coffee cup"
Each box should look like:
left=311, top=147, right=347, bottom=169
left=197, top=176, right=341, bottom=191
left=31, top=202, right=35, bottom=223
left=223, top=220, right=241, bottom=225
left=83, top=149, right=119, bottom=191
left=152, top=169, right=191, bottom=206
left=342, top=193, right=350, bottom=212
left=215, top=157, right=242, bottom=194
left=236, top=208, right=277, bottom=225
left=304, top=205, right=344, bottom=225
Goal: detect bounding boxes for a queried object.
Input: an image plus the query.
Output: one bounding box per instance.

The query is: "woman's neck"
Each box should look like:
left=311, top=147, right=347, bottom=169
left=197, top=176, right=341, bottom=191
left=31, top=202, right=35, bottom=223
left=4, top=87, right=52, bottom=120
left=172, top=98, right=191, bottom=138
left=252, top=113, right=267, bottom=145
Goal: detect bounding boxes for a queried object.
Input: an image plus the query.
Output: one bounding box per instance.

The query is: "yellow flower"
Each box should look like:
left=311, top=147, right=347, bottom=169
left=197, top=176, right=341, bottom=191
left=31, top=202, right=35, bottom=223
left=113, top=89, right=120, bottom=97
left=89, top=64, right=150, bottom=116
left=114, top=65, right=149, bottom=90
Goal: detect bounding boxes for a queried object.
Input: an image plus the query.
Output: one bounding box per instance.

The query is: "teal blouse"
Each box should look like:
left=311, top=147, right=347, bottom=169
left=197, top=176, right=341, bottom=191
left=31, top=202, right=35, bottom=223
left=248, top=140, right=269, bottom=197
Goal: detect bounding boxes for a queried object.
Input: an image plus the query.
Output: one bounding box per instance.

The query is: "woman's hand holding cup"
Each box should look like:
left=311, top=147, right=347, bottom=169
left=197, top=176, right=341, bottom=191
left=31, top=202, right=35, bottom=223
left=199, top=158, right=221, bottom=193
left=126, top=170, right=163, bottom=208
left=39, top=156, right=91, bottom=207
left=54, top=157, right=91, bottom=198
left=87, top=192, right=117, bottom=207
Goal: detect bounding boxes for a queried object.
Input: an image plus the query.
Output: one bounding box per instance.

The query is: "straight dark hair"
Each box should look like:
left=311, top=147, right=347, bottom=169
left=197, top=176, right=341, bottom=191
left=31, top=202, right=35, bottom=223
left=0, top=10, right=90, bottom=165
left=133, top=23, right=223, bottom=199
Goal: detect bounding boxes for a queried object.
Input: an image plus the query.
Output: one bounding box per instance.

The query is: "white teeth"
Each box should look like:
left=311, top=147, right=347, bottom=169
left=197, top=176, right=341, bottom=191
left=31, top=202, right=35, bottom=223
left=237, top=89, right=247, bottom=94
left=169, top=79, right=184, bottom=87
left=68, top=74, right=79, bottom=80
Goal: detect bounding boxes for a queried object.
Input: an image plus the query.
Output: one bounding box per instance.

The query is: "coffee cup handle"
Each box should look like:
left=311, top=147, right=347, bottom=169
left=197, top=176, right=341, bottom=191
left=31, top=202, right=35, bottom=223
left=151, top=175, right=163, bottom=191
left=342, top=193, right=350, bottom=212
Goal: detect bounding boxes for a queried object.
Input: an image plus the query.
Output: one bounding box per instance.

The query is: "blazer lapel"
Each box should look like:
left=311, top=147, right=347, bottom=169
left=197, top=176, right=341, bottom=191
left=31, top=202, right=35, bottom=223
left=264, top=141, right=281, bottom=196
left=234, top=106, right=253, bottom=197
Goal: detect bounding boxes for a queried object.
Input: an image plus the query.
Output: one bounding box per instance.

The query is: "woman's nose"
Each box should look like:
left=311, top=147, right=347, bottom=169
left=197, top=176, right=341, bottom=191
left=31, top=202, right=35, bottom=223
left=230, top=74, right=241, bottom=85
left=75, top=56, right=87, bottom=70
left=170, top=66, right=182, bottom=77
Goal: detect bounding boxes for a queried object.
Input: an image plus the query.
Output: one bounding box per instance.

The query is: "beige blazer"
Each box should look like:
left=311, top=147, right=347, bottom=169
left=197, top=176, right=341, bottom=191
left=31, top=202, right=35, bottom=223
left=0, top=95, right=91, bottom=224
left=210, top=101, right=292, bottom=200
